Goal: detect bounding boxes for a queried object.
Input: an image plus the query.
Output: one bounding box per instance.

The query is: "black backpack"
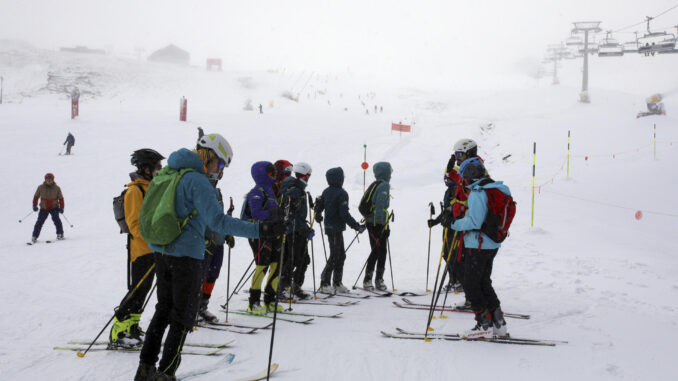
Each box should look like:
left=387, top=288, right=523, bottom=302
left=113, top=184, right=145, bottom=234
left=358, top=180, right=383, bottom=217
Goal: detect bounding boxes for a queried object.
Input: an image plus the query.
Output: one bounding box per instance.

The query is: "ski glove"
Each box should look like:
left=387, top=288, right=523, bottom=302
left=32, top=205, right=38, bottom=212
left=427, top=216, right=440, bottom=228
left=259, top=220, right=285, bottom=238
left=58, top=208, right=64, bottom=214
left=225, top=235, right=235, bottom=248
left=440, top=210, right=455, bottom=227
left=356, top=225, right=366, bottom=234
left=307, top=229, right=315, bottom=241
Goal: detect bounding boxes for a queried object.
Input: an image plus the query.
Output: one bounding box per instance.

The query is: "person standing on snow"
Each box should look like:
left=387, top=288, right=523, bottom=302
left=109, top=149, right=164, bottom=348
left=449, top=158, right=509, bottom=340
left=31, top=173, right=64, bottom=242
left=63, top=132, right=75, bottom=155
left=278, top=162, right=314, bottom=300
left=243, top=161, right=284, bottom=314
left=315, top=167, right=366, bottom=294
left=362, top=162, right=392, bottom=291
left=134, top=133, right=285, bottom=381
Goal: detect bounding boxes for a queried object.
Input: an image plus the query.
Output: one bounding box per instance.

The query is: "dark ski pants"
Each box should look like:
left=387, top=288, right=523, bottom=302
left=365, top=224, right=388, bottom=282
left=280, top=232, right=310, bottom=291
left=462, top=248, right=500, bottom=315
left=321, top=232, right=346, bottom=286
left=32, top=209, right=63, bottom=238
left=115, top=253, right=155, bottom=320
left=139, top=253, right=203, bottom=376
left=248, top=237, right=281, bottom=303
left=66, top=143, right=73, bottom=155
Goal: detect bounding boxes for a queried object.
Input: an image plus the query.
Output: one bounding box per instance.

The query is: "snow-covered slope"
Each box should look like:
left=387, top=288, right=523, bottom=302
left=1, top=45, right=677, bottom=380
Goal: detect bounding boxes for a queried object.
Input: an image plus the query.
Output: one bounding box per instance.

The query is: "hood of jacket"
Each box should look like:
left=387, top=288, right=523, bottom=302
left=373, top=162, right=392, bottom=182
left=251, top=161, right=274, bottom=188
left=325, top=167, right=344, bottom=187
left=167, top=148, right=206, bottom=173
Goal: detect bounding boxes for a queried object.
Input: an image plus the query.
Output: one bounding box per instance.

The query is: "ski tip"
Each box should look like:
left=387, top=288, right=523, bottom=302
left=76, top=351, right=85, bottom=358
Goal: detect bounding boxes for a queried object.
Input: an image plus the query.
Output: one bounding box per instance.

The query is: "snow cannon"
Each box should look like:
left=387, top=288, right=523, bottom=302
left=637, top=93, right=666, bottom=118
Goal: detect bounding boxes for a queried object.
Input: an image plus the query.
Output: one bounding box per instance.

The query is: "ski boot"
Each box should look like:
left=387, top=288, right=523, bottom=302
left=453, top=282, right=464, bottom=294
left=462, top=309, right=493, bottom=340
left=155, top=372, right=177, bottom=381
left=491, top=306, right=507, bottom=337
left=334, top=284, right=350, bottom=294
left=318, top=284, right=334, bottom=294
left=129, top=313, right=145, bottom=341
left=363, top=276, right=374, bottom=291
left=56, top=234, right=64, bottom=240
left=198, top=296, right=218, bottom=323
left=133, top=362, right=157, bottom=381
left=109, top=315, right=142, bottom=348
left=293, top=286, right=310, bottom=300
left=248, top=289, right=266, bottom=315
left=443, top=282, right=454, bottom=293
left=456, top=300, right=472, bottom=310
left=31, top=236, right=37, bottom=243
left=375, top=278, right=388, bottom=292
left=265, top=302, right=283, bottom=313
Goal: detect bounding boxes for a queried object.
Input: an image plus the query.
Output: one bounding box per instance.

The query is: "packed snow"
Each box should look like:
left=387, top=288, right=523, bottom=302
left=1, top=44, right=677, bottom=380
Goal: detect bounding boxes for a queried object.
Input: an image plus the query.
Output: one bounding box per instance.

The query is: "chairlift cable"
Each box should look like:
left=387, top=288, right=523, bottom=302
left=613, top=3, right=678, bottom=33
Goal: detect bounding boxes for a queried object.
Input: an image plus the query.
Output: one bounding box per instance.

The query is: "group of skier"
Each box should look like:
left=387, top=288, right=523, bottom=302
left=29, top=126, right=513, bottom=379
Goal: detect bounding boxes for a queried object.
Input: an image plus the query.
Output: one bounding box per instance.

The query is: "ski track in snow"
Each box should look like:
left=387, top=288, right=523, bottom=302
left=1, top=45, right=677, bottom=380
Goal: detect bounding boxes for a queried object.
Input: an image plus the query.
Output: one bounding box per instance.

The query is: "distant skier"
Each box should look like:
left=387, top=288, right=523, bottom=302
left=63, top=132, right=75, bottom=155
left=259, top=104, right=263, bottom=114
left=315, top=167, right=366, bottom=294
left=362, top=162, right=393, bottom=291
left=109, top=149, right=164, bottom=348
left=31, top=173, right=64, bottom=242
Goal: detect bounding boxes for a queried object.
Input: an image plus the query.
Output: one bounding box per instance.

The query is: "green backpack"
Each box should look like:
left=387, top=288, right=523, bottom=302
left=139, top=167, right=198, bottom=245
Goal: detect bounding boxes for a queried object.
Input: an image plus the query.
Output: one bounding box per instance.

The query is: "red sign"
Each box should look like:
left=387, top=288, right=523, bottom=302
left=391, top=122, right=411, bottom=132
left=361, top=162, right=369, bottom=170
left=180, top=97, right=187, bottom=122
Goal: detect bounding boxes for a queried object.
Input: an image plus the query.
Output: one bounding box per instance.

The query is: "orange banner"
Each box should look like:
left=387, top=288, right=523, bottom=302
left=391, top=123, right=411, bottom=132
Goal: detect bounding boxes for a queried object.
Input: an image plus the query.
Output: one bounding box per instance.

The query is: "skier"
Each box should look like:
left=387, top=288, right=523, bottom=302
left=278, top=162, right=314, bottom=299
left=362, top=162, right=392, bottom=291
left=63, top=132, right=75, bottom=155
left=196, top=150, right=234, bottom=323
left=427, top=166, right=464, bottom=293
left=110, top=149, right=164, bottom=348
left=134, top=133, right=285, bottom=381
left=450, top=157, right=509, bottom=339
left=244, top=161, right=284, bottom=314
left=315, top=167, right=366, bottom=294
left=31, top=173, right=64, bottom=242
left=259, top=104, right=263, bottom=114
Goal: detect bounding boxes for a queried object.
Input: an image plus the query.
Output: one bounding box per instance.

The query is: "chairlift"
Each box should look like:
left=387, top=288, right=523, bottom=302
left=565, top=35, right=584, bottom=47
left=637, top=17, right=676, bottom=56
left=598, top=31, right=624, bottom=57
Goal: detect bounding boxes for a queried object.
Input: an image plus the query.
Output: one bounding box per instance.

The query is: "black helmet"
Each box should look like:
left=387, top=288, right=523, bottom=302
left=459, top=157, right=486, bottom=183
left=131, top=149, right=164, bottom=169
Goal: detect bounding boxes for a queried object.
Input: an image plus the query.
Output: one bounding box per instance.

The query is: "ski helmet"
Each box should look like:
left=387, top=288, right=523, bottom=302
left=458, top=157, right=486, bottom=183
left=453, top=138, right=478, bottom=157
left=274, top=160, right=293, bottom=182
left=131, top=149, right=164, bottom=169
left=293, top=162, right=312, bottom=177
left=196, top=133, right=233, bottom=168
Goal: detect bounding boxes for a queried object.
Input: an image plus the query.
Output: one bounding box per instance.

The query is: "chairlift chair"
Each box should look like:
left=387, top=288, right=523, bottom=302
left=637, top=17, right=677, bottom=56
left=598, top=31, right=624, bottom=57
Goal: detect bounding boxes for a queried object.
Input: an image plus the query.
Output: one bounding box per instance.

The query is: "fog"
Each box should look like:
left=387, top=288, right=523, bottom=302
left=1, top=0, right=676, bottom=86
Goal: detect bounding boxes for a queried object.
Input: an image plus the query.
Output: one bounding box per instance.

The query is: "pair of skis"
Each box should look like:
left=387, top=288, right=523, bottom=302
left=195, top=320, right=272, bottom=334
left=381, top=328, right=567, bottom=346
left=55, top=339, right=236, bottom=356
left=395, top=298, right=531, bottom=320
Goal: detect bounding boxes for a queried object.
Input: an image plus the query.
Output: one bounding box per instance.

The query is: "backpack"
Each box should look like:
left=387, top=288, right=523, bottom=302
left=240, top=186, right=268, bottom=221
left=478, top=179, right=516, bottom=243
left=358, top=180, right=383, bottom=217
left=113, top=184, right=144, bottom=234
left=139, top=167, right=197, bottom=245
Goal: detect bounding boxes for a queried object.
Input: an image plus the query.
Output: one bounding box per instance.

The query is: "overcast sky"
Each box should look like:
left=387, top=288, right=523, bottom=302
left=2, top=0, right=677, bottom=84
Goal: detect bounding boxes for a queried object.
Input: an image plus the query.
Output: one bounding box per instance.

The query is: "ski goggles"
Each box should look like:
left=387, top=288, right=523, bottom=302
left=454, top=151, right=465, bottom=158
left=218, top=159, right=226, bottom=171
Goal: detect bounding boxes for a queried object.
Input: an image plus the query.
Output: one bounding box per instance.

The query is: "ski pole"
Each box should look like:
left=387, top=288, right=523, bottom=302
left=307, top=193, right=317, bottom=298
left=425, top=231, right=457, bottom=340
left=62, top=213, right=74, bottom=228
left=141, top=282, right=157, bottom=312
left=352, top=211, right=393, bottom=289
left=18, top=210, right=35, bottom=223
left=352, top=256, right=369, bottom=290
left=221, top=258, right=254, bottom=308
left=424, top=229, right=452, bottom=339
left=224, top=197, right=234, bottom=322
left=319, top=223, right=328, bottom=262
left=426, top=202, right=435, bottom=292
left=234, top=268, right=255, bottom=295
left=387, top=240, right=396, bottom=292
left=267, top=196, right=291, bottom=381
left=77, top=263, right=156, bottom=358
left=344, top=231, right=360, bottom=255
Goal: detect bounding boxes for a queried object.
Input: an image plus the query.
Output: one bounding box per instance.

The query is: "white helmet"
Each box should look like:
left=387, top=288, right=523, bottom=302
left=197, top=133, right=233, bottom=167
left=293, top=162, right=312, bottom=176
left=453, top=138, right=478, bottom=156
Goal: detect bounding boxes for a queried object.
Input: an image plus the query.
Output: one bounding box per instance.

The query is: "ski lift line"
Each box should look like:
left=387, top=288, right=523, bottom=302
left=541, top=189, right=678, bottom=218
left=612, top=3, right=678, bottom=33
